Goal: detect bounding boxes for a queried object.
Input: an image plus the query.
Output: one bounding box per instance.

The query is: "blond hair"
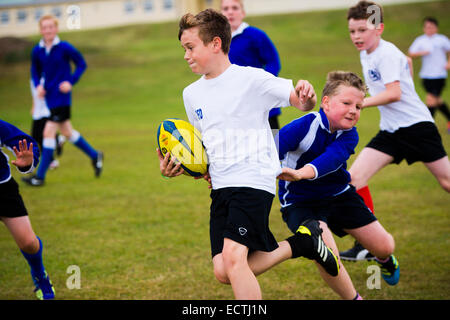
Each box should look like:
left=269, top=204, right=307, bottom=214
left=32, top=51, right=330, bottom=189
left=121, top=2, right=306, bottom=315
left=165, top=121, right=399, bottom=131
left=321, top=71, right=367, bottom=100
left=39, top=14, right=58, bottom=28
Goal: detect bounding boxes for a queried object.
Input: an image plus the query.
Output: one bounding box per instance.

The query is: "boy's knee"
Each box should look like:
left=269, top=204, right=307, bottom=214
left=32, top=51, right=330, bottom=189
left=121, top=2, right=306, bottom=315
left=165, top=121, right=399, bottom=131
left=374, top=233, right=395, bottom=258
left=19, top=236, right=39, bottom=254
left=214, top=266, right=230, bottom=284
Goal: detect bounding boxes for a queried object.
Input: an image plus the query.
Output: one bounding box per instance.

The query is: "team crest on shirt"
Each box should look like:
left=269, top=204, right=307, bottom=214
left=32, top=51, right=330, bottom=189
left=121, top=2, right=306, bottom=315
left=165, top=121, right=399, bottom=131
left=368, top=69, right=381, bottom=81
left=195, top=108, right=203, bottom=120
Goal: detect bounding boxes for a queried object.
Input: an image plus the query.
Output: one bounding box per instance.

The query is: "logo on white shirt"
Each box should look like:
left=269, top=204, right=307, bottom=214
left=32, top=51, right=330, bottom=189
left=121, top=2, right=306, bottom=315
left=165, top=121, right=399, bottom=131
left=368, top=69, right=381, bottom=81
left=195, top=108, right=203, bottom=120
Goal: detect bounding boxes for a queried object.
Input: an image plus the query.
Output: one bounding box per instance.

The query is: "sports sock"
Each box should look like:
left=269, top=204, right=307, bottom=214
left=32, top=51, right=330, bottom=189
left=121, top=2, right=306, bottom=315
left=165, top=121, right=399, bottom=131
left=356, top=186, right=374, bottom=214
left=20, top=236, right=46, bottom=279
left=438, top=102, right=450, bottom=121
left=70, top=130, right=98, bottom=160
left=36, top=138, right=56, bottom=180
left=286, top=232, right=313, bottom=259
left=427, top=106, right=437, bottom=117
left=353, top=292, right=363, bottom=300
left=375, top=256, right=390, bottom=264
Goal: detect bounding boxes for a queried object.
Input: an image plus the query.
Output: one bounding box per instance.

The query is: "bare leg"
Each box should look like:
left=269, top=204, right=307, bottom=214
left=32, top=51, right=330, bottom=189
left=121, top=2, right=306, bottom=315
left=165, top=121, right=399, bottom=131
left=349, top=147, right=393, bottom=190
left=423, top=156, right=450, bottom=192
left=345, top=221, right=395, bottom=260
left=314, top=221, right=357, bottom=300
left=1, top=216, right=39, bottom=254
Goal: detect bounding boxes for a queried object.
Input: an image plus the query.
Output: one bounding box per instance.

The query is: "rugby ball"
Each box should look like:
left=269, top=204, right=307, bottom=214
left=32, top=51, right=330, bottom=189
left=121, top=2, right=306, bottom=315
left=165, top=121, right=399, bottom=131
left=157, top=118, right=208, bottom=177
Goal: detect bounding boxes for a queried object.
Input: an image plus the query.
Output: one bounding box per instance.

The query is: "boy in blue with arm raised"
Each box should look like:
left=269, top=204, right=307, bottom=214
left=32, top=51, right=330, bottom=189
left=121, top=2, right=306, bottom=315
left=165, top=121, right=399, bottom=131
left=277, top=71, right=399, bottom=299
left=23, top=15, right=103, bottom=186
left=0, top=119, right=55, bottom=299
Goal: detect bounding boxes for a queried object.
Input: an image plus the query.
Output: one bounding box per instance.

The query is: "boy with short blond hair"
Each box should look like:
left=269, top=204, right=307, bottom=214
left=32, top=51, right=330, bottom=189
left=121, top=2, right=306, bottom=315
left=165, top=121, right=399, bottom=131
left=158, top=9, right=339, bottom=299
left=341, top=1, right=450, bottom=261
left=23, top=14, right=103, bottom=186
left=278, top=71, right=399, bottom=299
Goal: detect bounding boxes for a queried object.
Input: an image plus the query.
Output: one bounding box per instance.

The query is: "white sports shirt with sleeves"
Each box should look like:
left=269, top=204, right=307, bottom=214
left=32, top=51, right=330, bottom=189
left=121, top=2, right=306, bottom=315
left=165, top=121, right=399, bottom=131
left=360, top=39, right=434, bottom=133
left=409, top=33, right=450, bottom=79
left=183, top=64, right=294, bottom=195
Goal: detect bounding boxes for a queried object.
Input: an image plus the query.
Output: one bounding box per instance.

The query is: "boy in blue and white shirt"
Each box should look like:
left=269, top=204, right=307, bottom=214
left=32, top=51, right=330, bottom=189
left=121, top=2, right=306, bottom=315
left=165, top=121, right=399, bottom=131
left=0, top=119, right=55, bottom=299
left=278, top=71, right=399, bottom=299
left=24, top=14, right=102, bottom=186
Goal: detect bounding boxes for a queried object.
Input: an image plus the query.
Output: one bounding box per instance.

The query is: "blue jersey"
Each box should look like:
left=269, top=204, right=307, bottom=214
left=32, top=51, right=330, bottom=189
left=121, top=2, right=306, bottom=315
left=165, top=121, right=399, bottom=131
left=277, top=109, right=359, bottom=206
left=0, top=119, right=40, bottom=183
left=229, top=25, right=282, bottom=117
left=31, top=38, right=87, bottom=109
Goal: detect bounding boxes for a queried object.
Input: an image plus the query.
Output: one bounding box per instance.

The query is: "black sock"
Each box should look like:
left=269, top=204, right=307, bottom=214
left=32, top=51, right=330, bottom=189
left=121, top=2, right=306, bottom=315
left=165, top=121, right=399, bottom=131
left=286, top=233, right=313, bottom=258
left=438, top=102, right=450, bottom=121
left=428, top=106, right=437, bottom=117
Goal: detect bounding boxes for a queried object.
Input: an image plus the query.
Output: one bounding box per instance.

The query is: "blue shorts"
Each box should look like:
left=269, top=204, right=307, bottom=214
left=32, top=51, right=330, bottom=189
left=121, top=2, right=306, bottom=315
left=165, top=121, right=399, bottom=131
left=281, top=185, right=377, bottom=237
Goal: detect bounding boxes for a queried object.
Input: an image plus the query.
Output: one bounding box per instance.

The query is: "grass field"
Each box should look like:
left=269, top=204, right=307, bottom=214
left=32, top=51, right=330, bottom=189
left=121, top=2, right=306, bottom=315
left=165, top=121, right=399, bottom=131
left=0, top=1, right=449, bottom=300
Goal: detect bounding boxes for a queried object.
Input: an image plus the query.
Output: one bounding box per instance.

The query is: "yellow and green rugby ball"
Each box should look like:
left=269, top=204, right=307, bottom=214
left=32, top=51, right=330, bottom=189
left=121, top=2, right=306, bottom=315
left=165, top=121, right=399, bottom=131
left=157, top=118, right=208, bottom=177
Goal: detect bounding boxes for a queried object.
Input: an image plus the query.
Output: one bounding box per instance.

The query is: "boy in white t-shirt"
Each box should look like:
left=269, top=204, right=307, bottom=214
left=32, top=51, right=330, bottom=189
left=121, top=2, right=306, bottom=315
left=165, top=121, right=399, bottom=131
left=157, top=9, right=340, bottom=299
left=341, top=1, right=450, bottom=261
left=409, top=17, right=450, bottom=131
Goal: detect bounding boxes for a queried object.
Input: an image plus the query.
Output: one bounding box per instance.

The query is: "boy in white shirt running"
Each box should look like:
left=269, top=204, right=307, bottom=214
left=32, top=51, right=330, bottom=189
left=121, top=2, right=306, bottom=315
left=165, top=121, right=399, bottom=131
left=157, top=9, right=340, bottom=299
left=341, top=1, right=450, bottom=261
left=409, top=17, right=450, bottom=132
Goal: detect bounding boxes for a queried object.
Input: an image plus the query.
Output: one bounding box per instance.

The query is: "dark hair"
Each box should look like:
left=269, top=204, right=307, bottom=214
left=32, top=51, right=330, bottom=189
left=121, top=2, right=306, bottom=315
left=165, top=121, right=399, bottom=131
left=347, top=1, right=383, bottom=26
left=178, top=9, right=231, bottom=54
left=321, top=71, right=367, bottom=100
left=423, top=16, right=438, bottom=26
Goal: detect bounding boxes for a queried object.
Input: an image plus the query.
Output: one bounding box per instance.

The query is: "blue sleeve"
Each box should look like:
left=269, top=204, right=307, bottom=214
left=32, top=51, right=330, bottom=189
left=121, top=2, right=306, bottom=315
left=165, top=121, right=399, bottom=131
left=254, top=28, right=281, bottom=76
left=277, top=114, right=314, bottom=160
left=0, top=119, right=40, bottom=170
left=309, top=128, right=358, bottom=178
left=64, top=42, right=87, bottom=85
left=30, top=46, right=41, bottom=88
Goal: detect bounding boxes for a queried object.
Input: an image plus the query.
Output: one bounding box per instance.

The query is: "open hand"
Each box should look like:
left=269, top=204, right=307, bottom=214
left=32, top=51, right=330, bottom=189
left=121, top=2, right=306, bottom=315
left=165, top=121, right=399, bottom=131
left=11, top=139, right=34, bottom=169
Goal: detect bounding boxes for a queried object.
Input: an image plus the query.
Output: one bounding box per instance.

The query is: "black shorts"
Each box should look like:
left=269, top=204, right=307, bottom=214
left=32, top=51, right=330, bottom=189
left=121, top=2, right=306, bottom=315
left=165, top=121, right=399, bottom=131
left=49, top=106, right=71, bottom=123
left=209, top=187, right=279, bottom=258
left=422, top=78, right=446, bottom=97
left=281, top=185, right=377, bottom=238
left=31, top=118, right=49, bottom=149
left=366, top=122, right=447, bottom=165
left=0, top=178, right=28, bottom=218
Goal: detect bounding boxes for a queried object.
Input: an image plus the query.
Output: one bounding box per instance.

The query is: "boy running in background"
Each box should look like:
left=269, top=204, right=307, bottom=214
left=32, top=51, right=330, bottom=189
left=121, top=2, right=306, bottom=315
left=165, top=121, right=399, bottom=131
left=158, top=9, right=339, bottom=299
left=278, top=71, right=399, bottom=300
left=340, top=1, right=450, bottom=261
left=23, top=15, right=103, bottom=187
left=0, top=119, right=55, bottom=299
left=409, top=17, right=450, bottom=132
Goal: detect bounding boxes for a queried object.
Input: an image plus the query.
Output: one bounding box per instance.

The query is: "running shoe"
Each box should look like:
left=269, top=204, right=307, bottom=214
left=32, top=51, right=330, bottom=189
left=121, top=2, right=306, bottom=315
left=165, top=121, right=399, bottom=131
left=340, top=241, right=375, bottom=261
left=377, top=255, right=400, bottom=286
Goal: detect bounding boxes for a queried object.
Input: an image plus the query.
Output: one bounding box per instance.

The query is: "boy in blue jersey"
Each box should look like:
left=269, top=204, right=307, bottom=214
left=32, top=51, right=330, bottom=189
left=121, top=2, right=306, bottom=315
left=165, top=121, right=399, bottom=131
left=277, top=71, right=399, bottom=299
left=0, top=119, right=55, bottom=299
left=23, top=15, right=103, bottom=187
left=221, top=0, right=282, bottom=129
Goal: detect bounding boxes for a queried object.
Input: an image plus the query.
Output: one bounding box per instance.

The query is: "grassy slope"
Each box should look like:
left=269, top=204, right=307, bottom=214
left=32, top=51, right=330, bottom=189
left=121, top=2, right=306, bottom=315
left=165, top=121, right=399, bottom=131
left=0, top=1, right=449, bottom=299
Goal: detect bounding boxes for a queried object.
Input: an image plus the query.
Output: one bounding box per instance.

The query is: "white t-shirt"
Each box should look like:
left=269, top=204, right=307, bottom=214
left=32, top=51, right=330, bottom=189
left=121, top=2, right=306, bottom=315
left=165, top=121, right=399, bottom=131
left=183, top=64, right=293, bottom=195
left=30, top=79, right=50, bottom=120
left=360, top=39, right=434, bottom=133
left=409, top=33, right=450, bottom=79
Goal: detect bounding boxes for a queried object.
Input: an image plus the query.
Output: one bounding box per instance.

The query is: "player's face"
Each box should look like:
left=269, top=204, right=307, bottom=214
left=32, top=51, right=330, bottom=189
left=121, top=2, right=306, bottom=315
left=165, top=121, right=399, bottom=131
left=322, top=85, right=364, bottom=132
left=221, top=0, right=245, bottom=31
left=40, top=19, right=58, bottom=44
left=348, top=18, right=383, bottom=54
left=423, top=21, right=438, bottom=36
left=181, top=27, right=214, bottom=76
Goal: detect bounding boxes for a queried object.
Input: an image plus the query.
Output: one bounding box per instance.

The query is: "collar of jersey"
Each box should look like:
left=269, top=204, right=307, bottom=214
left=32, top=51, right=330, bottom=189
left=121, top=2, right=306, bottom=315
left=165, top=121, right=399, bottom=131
left=232, top=22, right=249, bottom=38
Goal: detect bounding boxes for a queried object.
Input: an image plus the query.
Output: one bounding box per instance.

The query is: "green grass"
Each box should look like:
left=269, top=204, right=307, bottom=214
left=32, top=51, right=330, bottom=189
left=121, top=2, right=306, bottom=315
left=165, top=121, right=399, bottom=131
left=0, top=1, right=449, bottom=300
